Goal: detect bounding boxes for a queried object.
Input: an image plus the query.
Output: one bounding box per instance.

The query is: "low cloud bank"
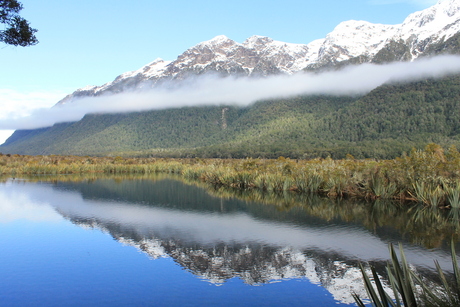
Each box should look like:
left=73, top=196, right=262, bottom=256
left=2, top=55, right=460, bottom=130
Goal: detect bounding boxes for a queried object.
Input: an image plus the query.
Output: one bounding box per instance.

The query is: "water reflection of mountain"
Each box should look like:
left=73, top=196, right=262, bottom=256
left=67, top=214, right=382, bottom=305
left=28, top=177, right=455, bottom=304
left=0, top=176, right=452, bottom=305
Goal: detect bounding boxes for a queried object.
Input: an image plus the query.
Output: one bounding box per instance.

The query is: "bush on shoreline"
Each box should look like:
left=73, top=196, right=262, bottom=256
left=2, top=143, right=460, bottom=208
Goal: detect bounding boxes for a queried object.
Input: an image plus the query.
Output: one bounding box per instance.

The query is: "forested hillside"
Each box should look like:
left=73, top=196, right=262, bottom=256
left=317, top=75, right=460, bottom=158
left=2, top=74, right=460, bottom=159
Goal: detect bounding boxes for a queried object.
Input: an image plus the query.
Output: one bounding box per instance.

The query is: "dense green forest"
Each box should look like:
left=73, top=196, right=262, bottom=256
left=2, top=74, right=460, bottom=159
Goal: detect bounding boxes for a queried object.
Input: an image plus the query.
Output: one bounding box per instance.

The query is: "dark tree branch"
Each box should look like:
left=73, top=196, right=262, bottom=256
left=0, top=0, right=38, bottom=47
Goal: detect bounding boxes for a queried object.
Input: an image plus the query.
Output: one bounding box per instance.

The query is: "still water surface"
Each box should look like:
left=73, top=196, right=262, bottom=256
left=1, top=176, right=459, bottom=306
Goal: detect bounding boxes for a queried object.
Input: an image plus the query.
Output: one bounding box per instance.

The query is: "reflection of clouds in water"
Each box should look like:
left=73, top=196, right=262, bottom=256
left=73, top=201, right=388, bottom=260
left=0, top=187, right=63, bottom=223
left=51, top=187, right=455, bottom=271
left=1, top=180, right=455, bottom=271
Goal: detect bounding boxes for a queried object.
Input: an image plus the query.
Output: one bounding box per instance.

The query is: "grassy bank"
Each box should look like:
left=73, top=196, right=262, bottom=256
left=2, top=143, right=460, bottom=208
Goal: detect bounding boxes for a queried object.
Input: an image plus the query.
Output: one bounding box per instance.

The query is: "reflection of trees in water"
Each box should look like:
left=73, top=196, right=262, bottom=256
left=206, top=186, right=460, bottom=250
left=47, top=173, right=460, bottom=250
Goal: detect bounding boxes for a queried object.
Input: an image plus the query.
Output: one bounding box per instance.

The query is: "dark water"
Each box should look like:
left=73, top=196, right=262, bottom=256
left=1, top=176, right=459, bottom=306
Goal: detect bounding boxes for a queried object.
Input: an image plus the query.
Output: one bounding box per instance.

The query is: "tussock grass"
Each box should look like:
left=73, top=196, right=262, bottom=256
left=2, top=143, right=460, bottom=208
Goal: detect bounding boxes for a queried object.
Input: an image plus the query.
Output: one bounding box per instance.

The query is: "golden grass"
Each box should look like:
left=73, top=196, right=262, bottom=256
left=2, top=143, right=460, bottom=208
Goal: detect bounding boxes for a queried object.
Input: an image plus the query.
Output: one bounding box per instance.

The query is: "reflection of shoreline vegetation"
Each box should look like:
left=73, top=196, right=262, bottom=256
left=205, top=186, right=460, bottom=249
left=2, top=170, right=460, bottom=250
left=2, top=143, right=460, bottom=208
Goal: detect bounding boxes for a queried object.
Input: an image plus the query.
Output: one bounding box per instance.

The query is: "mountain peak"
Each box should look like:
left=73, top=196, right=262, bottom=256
left=434, top=0, right=460, bottom=17
left=400, top=0, right=460, bottom=41
left=150, top=57, right=165, bottom=64
left=197, top=35, right=234, bottom=47
left=243, top=35, right=274, bottom=48
left=320, top=20, right=396, bottom=60
left=209, top=34, right=230, bottom=41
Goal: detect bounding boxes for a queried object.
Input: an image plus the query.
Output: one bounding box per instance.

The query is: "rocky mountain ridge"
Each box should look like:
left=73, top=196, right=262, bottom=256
left=59, top=0, right=460, bottom=105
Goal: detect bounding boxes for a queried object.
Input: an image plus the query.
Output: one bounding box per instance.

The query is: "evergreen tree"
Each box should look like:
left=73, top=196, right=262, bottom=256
left=0, top=0, right=37, bottom=46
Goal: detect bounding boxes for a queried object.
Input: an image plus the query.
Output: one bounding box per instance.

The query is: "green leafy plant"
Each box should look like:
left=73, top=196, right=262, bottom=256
left=354, top=241, right=460, bottom=307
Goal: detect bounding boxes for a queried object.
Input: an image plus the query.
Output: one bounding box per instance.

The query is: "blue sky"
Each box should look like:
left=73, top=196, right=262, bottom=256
left=0, top=0, right=438, bottom=143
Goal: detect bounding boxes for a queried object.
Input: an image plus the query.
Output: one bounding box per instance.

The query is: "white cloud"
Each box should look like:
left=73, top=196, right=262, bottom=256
left=0, top=89, right=66, bottom=119
left=0, top=89, right=66, bottom=144
left=1, top=55, right=460, bottom=131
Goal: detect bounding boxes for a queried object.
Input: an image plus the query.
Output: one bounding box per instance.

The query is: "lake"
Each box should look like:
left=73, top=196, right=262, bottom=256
left=1, top=175, right=459, bottom=306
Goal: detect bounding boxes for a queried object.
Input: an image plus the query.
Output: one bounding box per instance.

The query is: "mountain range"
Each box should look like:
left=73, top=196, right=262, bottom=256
left=2, top=0, right=460, bottom=158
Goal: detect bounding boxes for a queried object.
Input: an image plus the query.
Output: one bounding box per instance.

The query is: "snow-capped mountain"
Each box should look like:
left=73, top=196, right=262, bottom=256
left=399, top=0, right=460, bottom=50
left=59, top=0, right=460, bottom=104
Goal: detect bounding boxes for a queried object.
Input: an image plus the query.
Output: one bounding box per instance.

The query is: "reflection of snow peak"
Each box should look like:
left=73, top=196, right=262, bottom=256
left=83, top=224, right=388, bottom=304
left=75, top=222, right=384, bottom=305
left=0, top=180, right=450, bottom=305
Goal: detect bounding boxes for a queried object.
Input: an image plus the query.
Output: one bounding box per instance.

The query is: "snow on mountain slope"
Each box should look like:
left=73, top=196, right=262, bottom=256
left=400, top=0, right=460, bottom=42
left=401, top=0, right=460, bottom=58
left=315, top=20, right=397, bottom=63
left=59, top=0, right=460, bottom=104
left=164, top=34, right=314, bottom=77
